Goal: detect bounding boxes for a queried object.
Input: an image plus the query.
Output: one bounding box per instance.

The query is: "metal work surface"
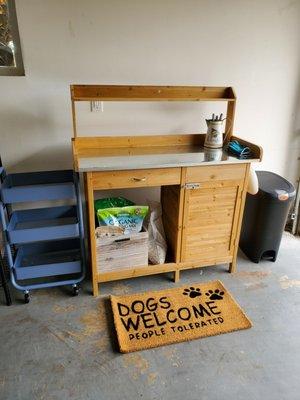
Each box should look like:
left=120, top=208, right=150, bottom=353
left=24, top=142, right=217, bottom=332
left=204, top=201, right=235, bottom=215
left=77, top=147, right=256, bottom=172
left=0, top=233, right=299, bottom=400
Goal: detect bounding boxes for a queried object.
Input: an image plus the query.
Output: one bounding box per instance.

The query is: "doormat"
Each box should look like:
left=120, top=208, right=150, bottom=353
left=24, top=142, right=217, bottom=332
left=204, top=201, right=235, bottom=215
left=110, top=280, right=252, bottom=353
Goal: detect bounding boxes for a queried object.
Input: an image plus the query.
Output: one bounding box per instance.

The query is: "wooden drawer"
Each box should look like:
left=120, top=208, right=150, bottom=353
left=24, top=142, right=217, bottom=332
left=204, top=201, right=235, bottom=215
left=91, top=168, right=181, bottom=189
left=185, top=164, right=247, bottom=186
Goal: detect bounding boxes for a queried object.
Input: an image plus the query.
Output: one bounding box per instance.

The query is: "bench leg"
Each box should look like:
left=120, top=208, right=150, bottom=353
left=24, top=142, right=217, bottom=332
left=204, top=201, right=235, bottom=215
left=174, top=270, right=180, bottom=282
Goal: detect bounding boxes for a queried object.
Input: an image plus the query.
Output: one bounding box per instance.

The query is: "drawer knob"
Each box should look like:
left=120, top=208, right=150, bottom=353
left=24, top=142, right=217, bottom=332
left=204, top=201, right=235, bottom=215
left=132, top=177, right=146, bottom=182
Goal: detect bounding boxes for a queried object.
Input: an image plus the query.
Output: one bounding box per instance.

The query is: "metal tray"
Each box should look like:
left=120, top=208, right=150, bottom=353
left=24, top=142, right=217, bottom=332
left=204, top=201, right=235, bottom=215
left=13, top=239, right=82, bottom=280
left=7, top=206, right=79, bottom=244
left=1, top=170, right=76, bottom=203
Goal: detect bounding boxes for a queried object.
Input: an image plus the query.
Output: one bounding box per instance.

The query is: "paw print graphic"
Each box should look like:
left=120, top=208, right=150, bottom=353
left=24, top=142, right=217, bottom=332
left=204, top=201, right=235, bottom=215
left=183, top=287, right=202, bottom=298
left=205, top=289, right=225, bottom=300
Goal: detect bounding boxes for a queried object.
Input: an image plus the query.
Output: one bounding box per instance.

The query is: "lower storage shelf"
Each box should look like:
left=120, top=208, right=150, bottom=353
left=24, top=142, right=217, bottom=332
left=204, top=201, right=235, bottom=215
left=97, top=262, right=177, bottom=282
left=13, top=239, right=82, bottom=280
left=7, top=206, right=79, bottom=244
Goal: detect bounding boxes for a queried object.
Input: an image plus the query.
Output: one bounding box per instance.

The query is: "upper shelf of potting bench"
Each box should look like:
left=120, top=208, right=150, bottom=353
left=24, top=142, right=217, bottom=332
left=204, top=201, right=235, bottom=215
left=70, top=84, right=237, bottom=139
left=70, top=85, right=236, bottom=101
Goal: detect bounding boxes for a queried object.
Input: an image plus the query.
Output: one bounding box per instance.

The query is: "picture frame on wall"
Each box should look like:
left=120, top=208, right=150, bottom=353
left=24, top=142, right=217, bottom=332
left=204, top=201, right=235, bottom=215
left=0, top=0, right=24, bottom=76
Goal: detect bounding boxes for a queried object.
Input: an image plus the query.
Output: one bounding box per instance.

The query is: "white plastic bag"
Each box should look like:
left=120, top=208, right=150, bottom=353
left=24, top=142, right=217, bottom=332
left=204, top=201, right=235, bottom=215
left=144, top=201, right=167, bottom=264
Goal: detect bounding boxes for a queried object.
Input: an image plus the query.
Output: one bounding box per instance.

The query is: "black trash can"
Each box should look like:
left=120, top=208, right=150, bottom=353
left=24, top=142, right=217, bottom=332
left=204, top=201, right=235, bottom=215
left=240, top=171, right=295, bottom=263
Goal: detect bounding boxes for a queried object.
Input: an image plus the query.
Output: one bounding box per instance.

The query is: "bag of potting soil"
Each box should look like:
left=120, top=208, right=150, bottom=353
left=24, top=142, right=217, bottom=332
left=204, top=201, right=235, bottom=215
left=97, top=205, right=149, bottom=235
left=94, top=197, right=134, bottom=212
left=143, top=201, right=167, bottom=264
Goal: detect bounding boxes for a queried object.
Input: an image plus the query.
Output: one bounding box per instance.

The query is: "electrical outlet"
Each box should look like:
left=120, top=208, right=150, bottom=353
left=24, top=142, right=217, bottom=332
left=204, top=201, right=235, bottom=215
left=91, top=101, right=103, bottom=112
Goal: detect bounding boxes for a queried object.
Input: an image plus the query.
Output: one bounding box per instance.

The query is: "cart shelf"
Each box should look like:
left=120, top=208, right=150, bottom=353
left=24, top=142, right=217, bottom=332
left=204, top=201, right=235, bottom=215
left=1, top=170, right=76, bottom=203
left=6, top=206, right=79, bottom=244
left=13, top=239, right=81, bottom=280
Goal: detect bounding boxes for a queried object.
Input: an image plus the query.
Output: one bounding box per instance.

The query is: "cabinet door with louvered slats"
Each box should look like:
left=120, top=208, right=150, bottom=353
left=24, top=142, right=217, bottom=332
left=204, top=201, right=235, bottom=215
left=181, top=164, right=247, bottom=263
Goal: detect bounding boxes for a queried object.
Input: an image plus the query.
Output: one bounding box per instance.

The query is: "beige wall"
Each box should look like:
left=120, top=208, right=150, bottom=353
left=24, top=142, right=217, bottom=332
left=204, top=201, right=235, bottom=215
left=1, top=0, right=300, bottom=182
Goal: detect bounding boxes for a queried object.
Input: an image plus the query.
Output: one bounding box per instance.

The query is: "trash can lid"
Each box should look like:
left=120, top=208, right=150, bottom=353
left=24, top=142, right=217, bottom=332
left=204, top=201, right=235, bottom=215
left=256, top=171, right=296, bottom=199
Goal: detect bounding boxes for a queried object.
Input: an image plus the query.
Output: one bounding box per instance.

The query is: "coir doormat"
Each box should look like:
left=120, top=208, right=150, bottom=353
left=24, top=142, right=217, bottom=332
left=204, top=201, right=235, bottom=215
left=110, top=280, right=252, bottom=353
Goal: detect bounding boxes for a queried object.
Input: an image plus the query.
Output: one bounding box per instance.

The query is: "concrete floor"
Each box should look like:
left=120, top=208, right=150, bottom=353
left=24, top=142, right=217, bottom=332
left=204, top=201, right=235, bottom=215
left=0, top=232, right=300, bottom=400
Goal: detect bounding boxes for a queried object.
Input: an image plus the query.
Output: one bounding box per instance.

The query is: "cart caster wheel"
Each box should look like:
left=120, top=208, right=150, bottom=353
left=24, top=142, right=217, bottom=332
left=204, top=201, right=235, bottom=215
left=24, top=292, right=30, bottom=304
left=72, top=285, right=79, bottom=296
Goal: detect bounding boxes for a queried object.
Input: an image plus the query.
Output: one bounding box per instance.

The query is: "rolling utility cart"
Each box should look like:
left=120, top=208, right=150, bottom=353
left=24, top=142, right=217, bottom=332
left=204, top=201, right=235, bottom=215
left=0, top=168, right=85, bottom=303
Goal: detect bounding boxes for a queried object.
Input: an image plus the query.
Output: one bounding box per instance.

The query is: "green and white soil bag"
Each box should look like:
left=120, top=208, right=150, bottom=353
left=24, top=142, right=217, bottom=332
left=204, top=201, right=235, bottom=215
left=144, top=201, right=167, bottom=264
left=97, top=205, right=149, bottom=235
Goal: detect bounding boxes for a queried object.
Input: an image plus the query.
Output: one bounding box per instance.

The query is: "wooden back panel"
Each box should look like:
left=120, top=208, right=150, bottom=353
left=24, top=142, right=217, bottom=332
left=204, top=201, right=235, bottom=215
left=72, top=134, right=203, bottom=151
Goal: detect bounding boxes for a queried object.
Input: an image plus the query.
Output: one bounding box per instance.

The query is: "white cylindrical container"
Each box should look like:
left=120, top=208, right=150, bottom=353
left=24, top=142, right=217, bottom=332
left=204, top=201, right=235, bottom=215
left=204, top=120, right=224, bottom=149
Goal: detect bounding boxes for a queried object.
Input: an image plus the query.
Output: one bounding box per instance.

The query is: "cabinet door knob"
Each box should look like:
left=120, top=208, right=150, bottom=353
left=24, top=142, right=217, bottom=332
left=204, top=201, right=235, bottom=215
left=132, top=177, right=146, bottom=182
